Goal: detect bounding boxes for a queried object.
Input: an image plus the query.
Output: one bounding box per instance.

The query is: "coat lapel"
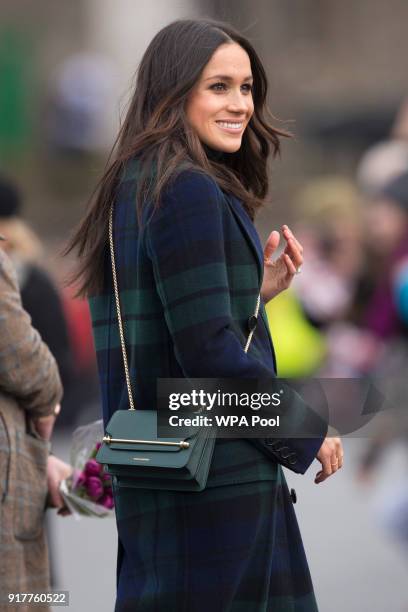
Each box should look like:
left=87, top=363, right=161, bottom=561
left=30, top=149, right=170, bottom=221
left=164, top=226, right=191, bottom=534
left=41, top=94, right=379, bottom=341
left=223, top=193, right=264, bottom=286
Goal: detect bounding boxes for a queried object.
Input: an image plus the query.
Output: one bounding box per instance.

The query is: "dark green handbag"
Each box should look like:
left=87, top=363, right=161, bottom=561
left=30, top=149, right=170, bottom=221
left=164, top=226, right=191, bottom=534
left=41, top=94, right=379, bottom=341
left=96, top=206, right=259, bottom=492
left=97, top=409, right=215, bottom=491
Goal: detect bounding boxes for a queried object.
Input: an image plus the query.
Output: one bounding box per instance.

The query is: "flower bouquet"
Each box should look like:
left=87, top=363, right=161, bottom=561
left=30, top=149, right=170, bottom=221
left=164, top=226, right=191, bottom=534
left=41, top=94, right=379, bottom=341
left=59, top=419, right=114, bottom=518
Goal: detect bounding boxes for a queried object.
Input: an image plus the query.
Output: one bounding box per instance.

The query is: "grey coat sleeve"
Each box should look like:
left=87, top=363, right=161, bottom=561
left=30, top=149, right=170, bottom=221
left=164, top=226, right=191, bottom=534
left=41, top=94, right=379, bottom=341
left=0, top=250, right=63, bottom=417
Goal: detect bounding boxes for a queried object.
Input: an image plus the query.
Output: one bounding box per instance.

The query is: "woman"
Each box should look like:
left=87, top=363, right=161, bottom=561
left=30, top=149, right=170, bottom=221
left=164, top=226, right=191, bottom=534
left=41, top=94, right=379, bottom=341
left=68, top=19, right=343, bottom=612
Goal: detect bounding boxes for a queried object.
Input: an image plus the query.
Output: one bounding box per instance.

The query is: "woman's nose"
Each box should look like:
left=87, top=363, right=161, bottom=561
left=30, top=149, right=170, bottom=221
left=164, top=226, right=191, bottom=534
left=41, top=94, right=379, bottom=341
left=226, top=90, right=250, bottom=114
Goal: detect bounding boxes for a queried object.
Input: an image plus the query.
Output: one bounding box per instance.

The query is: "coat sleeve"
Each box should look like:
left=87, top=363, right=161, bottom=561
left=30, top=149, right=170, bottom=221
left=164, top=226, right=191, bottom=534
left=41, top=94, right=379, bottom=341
left=0, top=252, right=63, bottom=417
left=145, top=170, right=326, bottom=472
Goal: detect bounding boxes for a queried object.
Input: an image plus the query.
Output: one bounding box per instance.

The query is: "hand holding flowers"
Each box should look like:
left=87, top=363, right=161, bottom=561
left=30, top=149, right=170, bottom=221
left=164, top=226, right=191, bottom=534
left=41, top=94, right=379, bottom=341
left=59, top=420, right=114, bottom=518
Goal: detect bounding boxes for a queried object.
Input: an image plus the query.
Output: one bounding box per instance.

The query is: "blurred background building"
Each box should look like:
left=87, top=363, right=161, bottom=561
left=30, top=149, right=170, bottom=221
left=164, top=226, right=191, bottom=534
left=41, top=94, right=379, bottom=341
left=1, top=1, right=408, bottom=611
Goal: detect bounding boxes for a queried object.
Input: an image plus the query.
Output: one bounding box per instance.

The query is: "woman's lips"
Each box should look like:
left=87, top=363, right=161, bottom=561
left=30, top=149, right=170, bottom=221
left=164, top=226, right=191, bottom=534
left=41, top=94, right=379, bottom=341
left=215, top=120, right=244, bottom=135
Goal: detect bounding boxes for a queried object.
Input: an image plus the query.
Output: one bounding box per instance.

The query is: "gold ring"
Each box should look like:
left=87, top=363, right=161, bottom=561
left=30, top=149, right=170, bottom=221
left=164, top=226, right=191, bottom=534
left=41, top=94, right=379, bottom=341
left=296, top=265, right=302, bottom=274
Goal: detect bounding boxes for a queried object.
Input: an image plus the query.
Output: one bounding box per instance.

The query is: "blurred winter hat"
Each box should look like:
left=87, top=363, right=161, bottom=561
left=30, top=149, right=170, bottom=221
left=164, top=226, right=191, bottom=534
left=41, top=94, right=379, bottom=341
left=0, top=177, right=43, bottom=259
left=0, top=177, right=22, bottom=218
left=356, top=140, right=408, bottom=197
left=294, top=176, right=361, bottom=225
left=381, top=170, right=408, bottom=211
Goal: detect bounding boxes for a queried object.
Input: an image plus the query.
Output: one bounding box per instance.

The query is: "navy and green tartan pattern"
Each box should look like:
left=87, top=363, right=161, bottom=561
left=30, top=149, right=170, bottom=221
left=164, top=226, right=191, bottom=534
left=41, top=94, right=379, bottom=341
left=114, top=460, right=318, bottom=612
left=88, top=164, right=322, bottom=610
left=89, top=166, right=323, bottom=477
left=90, top=166, right=278, bottom=420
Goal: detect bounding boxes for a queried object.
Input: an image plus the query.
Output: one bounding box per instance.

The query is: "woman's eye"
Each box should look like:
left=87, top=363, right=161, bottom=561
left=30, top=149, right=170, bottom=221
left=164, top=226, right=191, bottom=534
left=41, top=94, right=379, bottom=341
left=210, top=82, right=253, bottom=94
left=210, top=82, right=227, bottom=91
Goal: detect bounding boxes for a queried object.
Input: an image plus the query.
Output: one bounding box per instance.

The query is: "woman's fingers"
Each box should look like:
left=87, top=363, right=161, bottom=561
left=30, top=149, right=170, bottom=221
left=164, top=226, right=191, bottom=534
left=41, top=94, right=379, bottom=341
left=283, top=226, right=304, bottom=270
left=47, top=456, right=73, bottom=508
left=284, top=238, right=303, bottom=270
left=335, top=439, right=344, bottom=469
left=57, top=507, right=71, bottom=517
left=282, top=225, right=303, bottom=254
left=314, top=470, right=326, bottom=484
left=264, top=227, right=303, bottom=272
left=315, top=453, right=333, bottom=484
left=315, top=437, right=344, bottom=483
left=284, top=253, right=297, bottom=276
left=330, top=454, right=340, bottom=474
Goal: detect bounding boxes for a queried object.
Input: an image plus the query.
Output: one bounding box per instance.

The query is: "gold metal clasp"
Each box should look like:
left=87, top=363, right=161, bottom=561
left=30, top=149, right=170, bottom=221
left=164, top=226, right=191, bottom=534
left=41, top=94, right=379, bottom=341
left=103, top=435, right=189, bottom=449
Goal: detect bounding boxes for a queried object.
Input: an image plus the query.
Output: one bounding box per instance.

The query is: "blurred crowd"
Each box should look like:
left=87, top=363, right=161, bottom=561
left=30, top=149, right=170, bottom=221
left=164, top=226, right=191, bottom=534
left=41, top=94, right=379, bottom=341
left=266, top=98, right=408, bottom=559
left=0, top=177, right=100, bottom=431
left=0, top=174, right=101, bottom=606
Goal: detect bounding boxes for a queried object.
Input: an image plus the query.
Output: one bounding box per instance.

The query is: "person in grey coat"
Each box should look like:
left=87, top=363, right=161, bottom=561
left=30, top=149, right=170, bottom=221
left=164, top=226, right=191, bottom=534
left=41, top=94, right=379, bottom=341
left=0, top=246, right=71, bottom=611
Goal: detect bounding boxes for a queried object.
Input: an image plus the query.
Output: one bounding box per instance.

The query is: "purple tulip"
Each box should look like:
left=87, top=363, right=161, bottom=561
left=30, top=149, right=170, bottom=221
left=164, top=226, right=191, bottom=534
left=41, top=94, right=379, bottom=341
left=95, top=442, right=102, bottom=451
left=74, top=472, right=86, bottom=490
left=85, top=459, right=102, bottom=477
left=86, top=476, right=104, bottom=501
left=100, top=494, right=114, bottom=509
left=101, top=471, right=112, bottom=482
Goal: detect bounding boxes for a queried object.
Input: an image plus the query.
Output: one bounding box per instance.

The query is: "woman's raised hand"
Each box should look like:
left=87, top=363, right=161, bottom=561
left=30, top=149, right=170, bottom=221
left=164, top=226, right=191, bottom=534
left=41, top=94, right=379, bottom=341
left=261, top=225, right=304, bottom=303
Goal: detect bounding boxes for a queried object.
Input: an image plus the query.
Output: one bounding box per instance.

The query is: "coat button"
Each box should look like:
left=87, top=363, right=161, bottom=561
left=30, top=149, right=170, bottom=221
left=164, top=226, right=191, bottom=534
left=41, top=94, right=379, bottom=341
left=248, top=315, right=258, bottom=332
left=290, top=488, right=297, bottom=504
left=266, top=438, right=278, bottom=447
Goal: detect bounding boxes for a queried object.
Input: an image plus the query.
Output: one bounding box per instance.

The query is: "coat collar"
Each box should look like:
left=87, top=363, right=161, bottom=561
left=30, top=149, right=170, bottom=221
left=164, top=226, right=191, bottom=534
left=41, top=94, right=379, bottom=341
left=223, top=192, right=264, bottom=287
left=203, top=144, right=225, bottom=162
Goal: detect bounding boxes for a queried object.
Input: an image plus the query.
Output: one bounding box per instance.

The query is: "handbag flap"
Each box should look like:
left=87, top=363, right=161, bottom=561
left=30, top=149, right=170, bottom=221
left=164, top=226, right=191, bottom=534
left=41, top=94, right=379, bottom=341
left=96, top=409, right=210, bottom=470
left=103, top=409, right=198, bottom=452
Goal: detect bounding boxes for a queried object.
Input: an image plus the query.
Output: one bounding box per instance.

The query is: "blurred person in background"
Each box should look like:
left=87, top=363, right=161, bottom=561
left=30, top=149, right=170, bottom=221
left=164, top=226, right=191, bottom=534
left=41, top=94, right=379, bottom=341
left=292, top=176, right=363, bottom=329
left=0, top=176, right=79, bottom=428
left=357, top=140, right=408, bottom=199
left=59, top=278, right=100, bottom=427
left=266, top=176, right=367, bottom=377
left=264, top=287, right=327, bottom=378
left=362, top=170, right=408, bottom=341
left=356, top=170, right=408, bottom=558
left=392, top=96, right=408, bottom=142
left=0, top=246, right=71, bottom=611
left=0, top=176, right=100, bottom=588
left=354, top=122, right=408, bottom=325
left=46, top=52, right=116, bottom=157
left=341, top=139, right=408, bottom=373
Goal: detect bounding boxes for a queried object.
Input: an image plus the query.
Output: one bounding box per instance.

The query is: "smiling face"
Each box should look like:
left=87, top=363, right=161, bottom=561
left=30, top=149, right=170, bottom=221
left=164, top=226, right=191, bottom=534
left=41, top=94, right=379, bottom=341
left=185, top=42, right=254, bottom=153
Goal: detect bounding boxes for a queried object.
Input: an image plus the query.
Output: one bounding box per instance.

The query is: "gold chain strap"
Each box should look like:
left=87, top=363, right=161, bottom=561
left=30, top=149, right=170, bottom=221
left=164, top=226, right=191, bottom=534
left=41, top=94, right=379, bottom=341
left=109, top=207, right=136, bottom=410
left=244, top=294, right=260, bottom=354
left=109, top=205, right=261, bottom=411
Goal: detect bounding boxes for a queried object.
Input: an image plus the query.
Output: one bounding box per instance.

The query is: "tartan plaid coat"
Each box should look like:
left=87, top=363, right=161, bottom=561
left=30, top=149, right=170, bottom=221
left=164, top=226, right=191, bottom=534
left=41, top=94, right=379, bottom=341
left=90, top=162, right=326, bottom=611
left=0, top=250, right=63, bottom=611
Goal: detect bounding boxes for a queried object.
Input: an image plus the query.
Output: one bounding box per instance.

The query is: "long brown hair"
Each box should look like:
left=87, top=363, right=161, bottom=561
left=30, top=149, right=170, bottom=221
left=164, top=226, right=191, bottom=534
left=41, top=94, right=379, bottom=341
left=66, top=18, right=290, bottom=296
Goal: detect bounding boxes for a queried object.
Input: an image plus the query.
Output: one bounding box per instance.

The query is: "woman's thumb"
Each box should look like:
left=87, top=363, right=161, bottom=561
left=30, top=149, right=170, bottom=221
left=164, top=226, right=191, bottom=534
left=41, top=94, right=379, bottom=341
left=264, top=231, right=280, bottom=262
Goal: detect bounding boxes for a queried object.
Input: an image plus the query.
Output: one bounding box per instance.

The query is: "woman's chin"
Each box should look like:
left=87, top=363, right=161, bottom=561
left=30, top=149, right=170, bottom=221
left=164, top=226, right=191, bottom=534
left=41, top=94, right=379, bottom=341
left=209, top=139, right=242, bottom=154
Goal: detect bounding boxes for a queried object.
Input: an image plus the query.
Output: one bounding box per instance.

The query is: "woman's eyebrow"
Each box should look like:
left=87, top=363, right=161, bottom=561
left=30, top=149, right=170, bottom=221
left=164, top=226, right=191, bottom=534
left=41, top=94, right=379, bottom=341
left=204, top=74, right=253, bottom=82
